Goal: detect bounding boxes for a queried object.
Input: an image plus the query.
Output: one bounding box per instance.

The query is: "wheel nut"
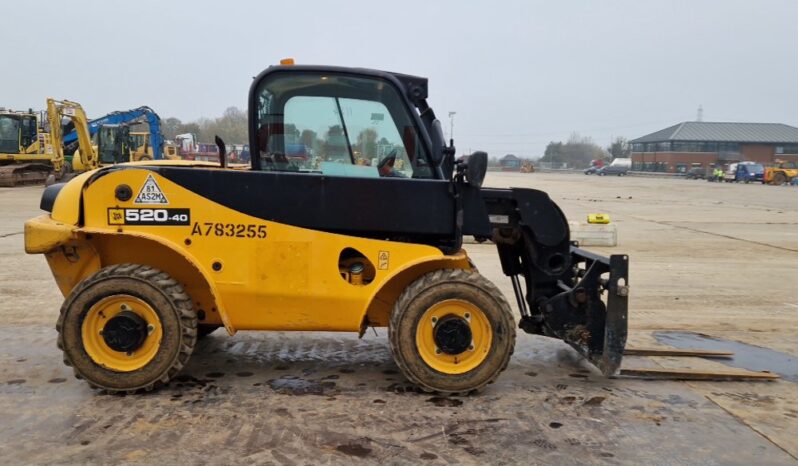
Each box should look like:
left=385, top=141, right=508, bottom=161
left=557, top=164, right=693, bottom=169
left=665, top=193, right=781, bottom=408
left=464, top=312, right=471, bottom=320
left=468, top=345, right=474, bottom=351
left=431, top=316, right=438, bottom=324
left=147, top=324, right=155, bottom=334
left=435, top=348, right=442, bottom=355
left=120, top=304, right=129, bottom=311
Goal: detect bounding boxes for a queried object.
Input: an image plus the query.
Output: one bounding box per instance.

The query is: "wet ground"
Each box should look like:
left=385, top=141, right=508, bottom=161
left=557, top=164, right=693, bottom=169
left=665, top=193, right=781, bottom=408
left=654, top=331, right=798, bottom=382
left=1, top=173, right=797, bottom=464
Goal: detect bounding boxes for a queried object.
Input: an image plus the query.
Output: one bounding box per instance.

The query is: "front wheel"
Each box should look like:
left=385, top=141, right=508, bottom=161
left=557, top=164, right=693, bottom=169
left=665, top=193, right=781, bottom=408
left=389, top=269, right=515, bottom=394
left=57, top=264, right=197, bottom=393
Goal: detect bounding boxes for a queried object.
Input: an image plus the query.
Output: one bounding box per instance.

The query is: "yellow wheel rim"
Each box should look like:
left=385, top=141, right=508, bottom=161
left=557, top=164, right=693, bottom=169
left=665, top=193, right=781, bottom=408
left=415, top=299, right=492, bottom=374
left=81, top=295, right=162, bottom=372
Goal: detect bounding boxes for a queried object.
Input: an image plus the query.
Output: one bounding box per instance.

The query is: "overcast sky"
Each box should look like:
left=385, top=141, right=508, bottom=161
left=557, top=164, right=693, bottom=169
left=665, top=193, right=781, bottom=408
left=4, top=0, right=797, bottom=157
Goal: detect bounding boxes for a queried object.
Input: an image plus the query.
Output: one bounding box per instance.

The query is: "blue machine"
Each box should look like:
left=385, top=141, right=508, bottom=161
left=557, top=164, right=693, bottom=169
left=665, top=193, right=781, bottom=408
left=62, top=107, right=165, bottom=159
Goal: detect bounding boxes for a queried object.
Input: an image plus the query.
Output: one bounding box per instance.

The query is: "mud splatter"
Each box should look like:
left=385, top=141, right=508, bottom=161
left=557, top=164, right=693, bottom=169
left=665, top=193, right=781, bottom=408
left=274, top=365, right=290, bottom=371
left=205, top=372, right=225, bottom=379
left=420, top=452, right=438, bottom=460
left=335, top=443, right=371, bottom=457
left=382, top=369, right=398, bottom=375
left=427, top=397, right=463, bottom=407
left=48, top=378, right=66, bottom=384
left=268, top=377, right=337, bottom=396
left=569, top=373, right=588, bottom=378
left=525, top=371, right=538, bottom=377
left=373, top=399, right=386, bottom=404
left=549, top=422, right=563, bottom=429
left=385, top=382, right=422, bottom=394
left=584, top=396, right=606, bottom=406
left=339, top=368, right=355, bottom=374
left=236, top=372, right=253, bottom=378
left=6, top=379, right=25, bottom=385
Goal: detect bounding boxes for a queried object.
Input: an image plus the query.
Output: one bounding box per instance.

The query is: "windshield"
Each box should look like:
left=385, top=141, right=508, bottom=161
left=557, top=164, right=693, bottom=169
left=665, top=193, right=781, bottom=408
left=746, top=164, right=764, bottom=174
left=130, top=133, right=147, bottom=149
left=255, top=72, right=433, bottom=179
left=0, top=115, right=21, bottom=154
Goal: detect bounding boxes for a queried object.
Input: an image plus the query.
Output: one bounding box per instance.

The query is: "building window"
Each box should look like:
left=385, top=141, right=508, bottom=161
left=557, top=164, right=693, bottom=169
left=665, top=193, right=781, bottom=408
left=718, top=142, right=740, bottom=153
left=777, top=144, right=798, bottom=154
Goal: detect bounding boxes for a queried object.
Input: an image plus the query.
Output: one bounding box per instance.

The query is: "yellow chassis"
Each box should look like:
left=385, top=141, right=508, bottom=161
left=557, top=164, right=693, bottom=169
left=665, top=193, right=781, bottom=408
left=26, top=168, right=472, bottom=335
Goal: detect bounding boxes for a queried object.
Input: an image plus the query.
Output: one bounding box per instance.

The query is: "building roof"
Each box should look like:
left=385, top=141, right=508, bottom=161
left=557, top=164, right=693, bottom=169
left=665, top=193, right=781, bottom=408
left=631, top=121, right=798, bottom=144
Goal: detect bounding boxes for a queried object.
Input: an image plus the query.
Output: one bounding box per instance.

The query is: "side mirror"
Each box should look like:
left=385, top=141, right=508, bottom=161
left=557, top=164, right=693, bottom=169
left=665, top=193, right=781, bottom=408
left=465, top=151, right=488, bottom=188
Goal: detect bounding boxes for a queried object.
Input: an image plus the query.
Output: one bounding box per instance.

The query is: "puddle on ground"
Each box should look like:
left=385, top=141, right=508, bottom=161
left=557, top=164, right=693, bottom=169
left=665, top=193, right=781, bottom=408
left=653, top=331, right=798, bottom=381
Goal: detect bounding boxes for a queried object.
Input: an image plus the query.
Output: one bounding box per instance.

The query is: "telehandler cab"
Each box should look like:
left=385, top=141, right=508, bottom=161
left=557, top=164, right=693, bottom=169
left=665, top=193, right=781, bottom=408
left=25, top=63, right=628, bottom=394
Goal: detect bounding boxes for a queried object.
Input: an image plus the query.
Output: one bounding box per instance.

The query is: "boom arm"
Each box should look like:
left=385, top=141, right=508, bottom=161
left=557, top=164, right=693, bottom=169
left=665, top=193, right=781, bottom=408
left=47, top=98, right=98, bottom=171
left=62, top=106, right=164, bottom=159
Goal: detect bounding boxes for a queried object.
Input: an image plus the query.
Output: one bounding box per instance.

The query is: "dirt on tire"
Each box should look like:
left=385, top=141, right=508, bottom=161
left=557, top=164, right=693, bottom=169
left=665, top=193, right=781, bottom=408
left=388, top=268, right=515, bottom=395
left=56, top=263, right=197, bottom=393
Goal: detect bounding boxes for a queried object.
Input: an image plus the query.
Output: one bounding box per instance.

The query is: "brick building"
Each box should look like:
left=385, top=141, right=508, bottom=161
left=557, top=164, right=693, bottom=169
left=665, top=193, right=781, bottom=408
left=630, top=122, right=798, bottom=173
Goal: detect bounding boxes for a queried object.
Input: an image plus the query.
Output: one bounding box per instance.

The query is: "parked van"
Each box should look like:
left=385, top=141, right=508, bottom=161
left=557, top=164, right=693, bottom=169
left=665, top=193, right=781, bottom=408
left=724, top=162, right=765, bottom=183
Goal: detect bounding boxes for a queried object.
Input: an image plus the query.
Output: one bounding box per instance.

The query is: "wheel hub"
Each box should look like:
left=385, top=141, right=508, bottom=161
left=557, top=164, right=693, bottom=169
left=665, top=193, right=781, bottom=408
left=102, top=310, right=148, bottom=353
left=433, top=315, right=472, bottom=355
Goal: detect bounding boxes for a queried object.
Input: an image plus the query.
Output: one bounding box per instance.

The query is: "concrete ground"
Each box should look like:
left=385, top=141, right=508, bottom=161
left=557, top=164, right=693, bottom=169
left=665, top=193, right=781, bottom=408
left=0, top=173, right=796, bottom=465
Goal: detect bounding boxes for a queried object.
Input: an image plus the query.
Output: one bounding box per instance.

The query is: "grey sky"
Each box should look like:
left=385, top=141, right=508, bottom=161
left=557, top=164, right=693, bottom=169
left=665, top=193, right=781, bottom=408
left=4, top=0, right=797, bottom=157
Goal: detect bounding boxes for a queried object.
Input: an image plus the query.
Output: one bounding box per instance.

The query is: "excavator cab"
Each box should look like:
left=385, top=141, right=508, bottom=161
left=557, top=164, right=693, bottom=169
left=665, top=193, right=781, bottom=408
left=0, top=111, right=38, bottom=155
left=96, top=124, right=132, bottom=165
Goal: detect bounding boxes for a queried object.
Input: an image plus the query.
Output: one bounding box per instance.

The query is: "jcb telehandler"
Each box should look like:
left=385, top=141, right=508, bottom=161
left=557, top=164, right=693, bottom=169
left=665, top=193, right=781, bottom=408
left=25, top=63, right=628, bottom=394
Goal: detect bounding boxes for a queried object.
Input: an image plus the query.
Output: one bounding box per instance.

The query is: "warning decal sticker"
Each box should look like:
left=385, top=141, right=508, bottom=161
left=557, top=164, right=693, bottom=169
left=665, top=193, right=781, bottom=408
left=378, top=251, right=390, bottom=270
left=134, top=174, right=169, bottom=204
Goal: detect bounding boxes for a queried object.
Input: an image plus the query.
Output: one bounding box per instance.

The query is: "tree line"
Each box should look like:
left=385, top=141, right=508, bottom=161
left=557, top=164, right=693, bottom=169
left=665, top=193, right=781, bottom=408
left=159, top=108, right=631, bottom=169
left=538, top=133, right=630, bottom=168
left=160, top=107, right=248, bottom=145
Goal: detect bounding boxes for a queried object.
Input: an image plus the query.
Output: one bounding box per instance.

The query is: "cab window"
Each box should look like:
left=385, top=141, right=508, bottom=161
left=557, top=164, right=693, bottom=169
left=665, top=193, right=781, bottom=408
left=255, top=73, right=432, bottom=179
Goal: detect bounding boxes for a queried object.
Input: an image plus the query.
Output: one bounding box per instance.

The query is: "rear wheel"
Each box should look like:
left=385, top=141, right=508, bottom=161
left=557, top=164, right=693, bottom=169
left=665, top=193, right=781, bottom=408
left=773, top=172, right=787, bottom=185
left=57, top=264, right=197, bottom=393
left=389, top=269, right=515, bottom=394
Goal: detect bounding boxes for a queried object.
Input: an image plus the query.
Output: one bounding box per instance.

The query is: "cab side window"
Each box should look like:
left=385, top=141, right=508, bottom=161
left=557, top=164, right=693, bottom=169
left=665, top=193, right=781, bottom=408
left=255, top=73, right=433, bottom=179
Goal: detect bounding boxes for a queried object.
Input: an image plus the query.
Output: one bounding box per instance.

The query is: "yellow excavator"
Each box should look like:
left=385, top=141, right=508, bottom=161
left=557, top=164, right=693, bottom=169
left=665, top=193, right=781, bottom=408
left=0, top=100, right=98, bottom=186
left=47, top=99, right=99, bottom=175
left=0, top=108, right=61, bottom=186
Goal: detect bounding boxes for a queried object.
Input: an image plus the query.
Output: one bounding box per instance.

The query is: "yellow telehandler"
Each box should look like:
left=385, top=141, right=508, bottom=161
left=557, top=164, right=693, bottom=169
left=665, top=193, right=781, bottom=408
left=24, top=63, right=628, bottom=394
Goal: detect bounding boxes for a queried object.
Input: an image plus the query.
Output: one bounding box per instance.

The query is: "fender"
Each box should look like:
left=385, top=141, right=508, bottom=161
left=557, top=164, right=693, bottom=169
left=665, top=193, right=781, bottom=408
left=363, top=250, right=471, bottom=329
left=83, top=228, right=233, bottom=333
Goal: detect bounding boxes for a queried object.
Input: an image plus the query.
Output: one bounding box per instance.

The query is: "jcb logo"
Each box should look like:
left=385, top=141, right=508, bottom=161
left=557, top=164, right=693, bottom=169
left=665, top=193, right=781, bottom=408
left=108, top=209, right=125, bottom=225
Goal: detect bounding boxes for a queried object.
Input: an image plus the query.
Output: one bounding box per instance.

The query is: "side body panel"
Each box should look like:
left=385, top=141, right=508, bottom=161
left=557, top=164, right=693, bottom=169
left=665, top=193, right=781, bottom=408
left=75, top=169, right=468, bottom=332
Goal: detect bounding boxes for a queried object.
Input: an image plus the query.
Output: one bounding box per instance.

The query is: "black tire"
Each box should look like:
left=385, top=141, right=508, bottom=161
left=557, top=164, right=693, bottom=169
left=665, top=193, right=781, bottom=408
left=56, top=264, right=197, bottom=393
left=197, top=324, right=221, bottom=339
left=388, top=269, right=515, bottom=394
left=773, top=173, right=787, bottom=185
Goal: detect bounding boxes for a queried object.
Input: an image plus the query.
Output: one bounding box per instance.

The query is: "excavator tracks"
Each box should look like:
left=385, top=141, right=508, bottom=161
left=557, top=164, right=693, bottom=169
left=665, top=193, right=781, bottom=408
left=0, top=163, right=53, bottom=187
